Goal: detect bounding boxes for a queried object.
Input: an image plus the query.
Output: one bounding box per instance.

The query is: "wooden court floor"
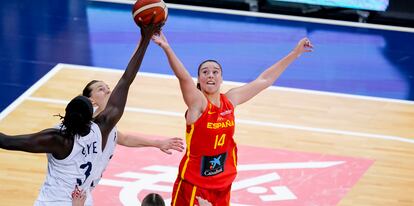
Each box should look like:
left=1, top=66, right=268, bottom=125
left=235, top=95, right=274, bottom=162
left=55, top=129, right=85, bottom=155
left=0, top=64, right=413, bottom=205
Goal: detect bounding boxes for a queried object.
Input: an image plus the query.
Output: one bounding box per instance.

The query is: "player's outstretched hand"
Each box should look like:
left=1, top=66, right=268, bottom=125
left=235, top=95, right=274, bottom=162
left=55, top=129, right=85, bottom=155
left=137, top=12, right=164, bottom=39
left=159, top=137, right=185, bottom=154
left=71, top=186, right=86, bottom=206
left=151, top=31, right=169, bottom=49
left=293, top=37, right=314, bottom=57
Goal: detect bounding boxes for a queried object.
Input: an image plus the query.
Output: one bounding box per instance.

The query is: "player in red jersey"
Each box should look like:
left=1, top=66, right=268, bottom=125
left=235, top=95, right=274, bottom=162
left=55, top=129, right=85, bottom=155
left=152, top=32, right=313, bottom=206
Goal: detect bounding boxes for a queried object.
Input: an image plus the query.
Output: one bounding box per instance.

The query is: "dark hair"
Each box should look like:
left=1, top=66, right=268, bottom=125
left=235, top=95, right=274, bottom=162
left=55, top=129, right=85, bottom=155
left=197, top=59, right=222, bottom=90
left=82, top=80, right=100, bottom=97
left=60, top=96, right=93, bottom=138
left=142, top=193, right=165, bottom=206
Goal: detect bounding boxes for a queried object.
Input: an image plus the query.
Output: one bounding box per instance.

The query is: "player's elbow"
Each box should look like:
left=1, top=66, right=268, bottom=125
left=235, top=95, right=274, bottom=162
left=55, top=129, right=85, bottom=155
left=116, top=134, right=128, bottom=146
left=256, top=78, right=273, bottom=89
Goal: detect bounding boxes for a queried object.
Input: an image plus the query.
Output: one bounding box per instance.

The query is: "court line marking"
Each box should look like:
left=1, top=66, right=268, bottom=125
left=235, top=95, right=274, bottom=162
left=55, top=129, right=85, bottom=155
left=0, top=65, right=63, bottom=121
left=62, top=63, right=414, bottom=105
left=1, top=63, right=413, bottom=145
left=92, top=0, right=414, bottom=33
left=25, top=96, right=414, bottom=144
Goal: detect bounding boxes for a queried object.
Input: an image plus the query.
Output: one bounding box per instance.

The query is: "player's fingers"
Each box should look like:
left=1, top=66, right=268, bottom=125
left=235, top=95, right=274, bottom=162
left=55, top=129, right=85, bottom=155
left=161, top=148, right=172, bottom=155
left=137, top=17, right=144, bottom=27
left=150, top=11, right=157, bottom=24
left=173, top=138, right=184, bottom=144
left=168, top=142, right=180, bottom=149
left=176, top=140, right=184, bottom=146
left=172, top=145, right=184, bottom=152
left=176, top=144, right=185, bottom=150
left=79, top=194, right=86, bottom=201
left=155, top=23, right=163, bottom=33
left=173, top=141, right=185, bottom=148
left=169, top=138, right=183, bottom=145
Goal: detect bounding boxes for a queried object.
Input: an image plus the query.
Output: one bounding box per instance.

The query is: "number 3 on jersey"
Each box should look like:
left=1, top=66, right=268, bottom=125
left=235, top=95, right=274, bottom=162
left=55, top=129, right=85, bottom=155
left=214, top=134, right=226, bottom=149
left=77, top=162, right=92, bottom=186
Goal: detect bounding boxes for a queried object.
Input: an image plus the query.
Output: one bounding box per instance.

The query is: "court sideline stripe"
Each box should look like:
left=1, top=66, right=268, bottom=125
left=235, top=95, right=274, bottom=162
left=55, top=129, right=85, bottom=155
left=0, top=64, right=64, bottom=121
left=26, top=96, right=414, bottom=144
left=62, top=63, right=414, bottom=105
left=1, top=63, right=412, bottom=145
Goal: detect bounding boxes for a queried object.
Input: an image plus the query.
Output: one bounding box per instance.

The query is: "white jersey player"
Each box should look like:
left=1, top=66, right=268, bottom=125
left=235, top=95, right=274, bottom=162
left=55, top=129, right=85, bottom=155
left=0, top=20, right=162, bottom=205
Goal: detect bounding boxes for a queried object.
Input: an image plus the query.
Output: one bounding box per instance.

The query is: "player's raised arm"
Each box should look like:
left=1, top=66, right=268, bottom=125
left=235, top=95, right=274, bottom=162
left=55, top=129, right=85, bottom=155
left=95, top=16, right=163, bottom=149
left=152, top=32, right=207, bottom=121
left=226, top=38, right=313, bottom=106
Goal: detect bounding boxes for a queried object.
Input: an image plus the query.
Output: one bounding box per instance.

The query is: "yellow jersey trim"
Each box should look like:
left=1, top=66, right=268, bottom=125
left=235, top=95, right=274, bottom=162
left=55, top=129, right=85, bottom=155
left=233, top=146, right=237, bottom=167
left=181, top=124, right=194, bottom=179
left=189, top=185, right=197, bottom=206
left=172, top=179, right=183, bottom=206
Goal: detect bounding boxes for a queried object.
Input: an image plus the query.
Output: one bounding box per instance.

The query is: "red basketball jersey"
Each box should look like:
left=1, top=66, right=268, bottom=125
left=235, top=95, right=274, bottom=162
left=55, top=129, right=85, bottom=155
left=178, top=94, right=238, bottom=189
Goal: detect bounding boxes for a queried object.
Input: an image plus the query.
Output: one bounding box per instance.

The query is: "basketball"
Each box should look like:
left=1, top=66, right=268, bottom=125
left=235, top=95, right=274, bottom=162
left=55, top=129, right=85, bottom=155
left=132, top=0, right=168, bottom=26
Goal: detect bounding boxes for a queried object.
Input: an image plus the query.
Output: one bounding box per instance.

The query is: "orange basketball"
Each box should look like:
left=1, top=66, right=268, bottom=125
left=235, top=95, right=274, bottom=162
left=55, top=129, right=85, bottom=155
left=132, top=0, right=168, bottom=26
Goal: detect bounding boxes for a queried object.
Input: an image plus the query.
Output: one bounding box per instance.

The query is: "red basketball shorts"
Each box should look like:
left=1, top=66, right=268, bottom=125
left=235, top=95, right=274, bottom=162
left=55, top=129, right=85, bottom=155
left=171, top=177, right=231, bottom=206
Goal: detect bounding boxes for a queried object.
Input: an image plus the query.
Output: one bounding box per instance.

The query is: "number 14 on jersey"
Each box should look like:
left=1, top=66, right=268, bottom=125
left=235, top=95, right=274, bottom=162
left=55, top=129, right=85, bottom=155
left=214, top=134, right=226, bottom=149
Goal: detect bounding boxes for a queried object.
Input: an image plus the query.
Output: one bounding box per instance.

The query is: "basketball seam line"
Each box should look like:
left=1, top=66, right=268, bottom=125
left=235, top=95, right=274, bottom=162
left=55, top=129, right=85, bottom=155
left=133, top=1, right=167, bottom=19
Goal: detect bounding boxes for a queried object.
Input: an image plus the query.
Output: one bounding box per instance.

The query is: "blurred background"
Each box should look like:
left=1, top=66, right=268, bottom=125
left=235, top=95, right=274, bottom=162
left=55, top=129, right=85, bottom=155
left=165, top=0, right=414, bottom=27
left=0, top=0, right=413, bottom=113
